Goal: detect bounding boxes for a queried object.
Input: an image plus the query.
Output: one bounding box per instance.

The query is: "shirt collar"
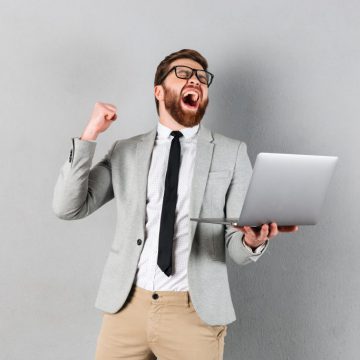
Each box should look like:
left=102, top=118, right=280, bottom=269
left=156, top=121, right=200, bottom=140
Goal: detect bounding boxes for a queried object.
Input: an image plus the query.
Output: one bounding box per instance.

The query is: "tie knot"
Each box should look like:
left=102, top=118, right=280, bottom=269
left=170, top=131, right=183, bottom=139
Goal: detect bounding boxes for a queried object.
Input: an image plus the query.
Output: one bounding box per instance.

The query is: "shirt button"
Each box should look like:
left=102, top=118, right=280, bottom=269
left=152, top=293, right=159, bottom=300
left=137, top=239, right=142, bottom=245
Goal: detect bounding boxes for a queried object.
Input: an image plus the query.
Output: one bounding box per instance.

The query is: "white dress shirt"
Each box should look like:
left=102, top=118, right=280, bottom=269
left=133, top=122, right=266, bottom=292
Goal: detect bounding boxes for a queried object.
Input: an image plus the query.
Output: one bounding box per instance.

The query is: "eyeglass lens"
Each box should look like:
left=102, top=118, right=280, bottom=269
left=175, top=66, right=211, bottom=85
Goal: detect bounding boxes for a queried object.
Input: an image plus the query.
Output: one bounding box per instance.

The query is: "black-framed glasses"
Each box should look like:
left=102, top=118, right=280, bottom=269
left=160, top=65, right=214, bottom=87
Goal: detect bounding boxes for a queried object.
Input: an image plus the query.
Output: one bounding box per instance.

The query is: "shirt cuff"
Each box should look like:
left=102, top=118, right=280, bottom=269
left=77, top=136, right=96, bottom=143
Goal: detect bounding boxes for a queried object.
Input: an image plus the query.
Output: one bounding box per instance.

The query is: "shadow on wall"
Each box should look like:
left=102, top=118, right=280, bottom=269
left=209, top=55, right=299, bottom=165
left=210, top=57, right=268, bottom=162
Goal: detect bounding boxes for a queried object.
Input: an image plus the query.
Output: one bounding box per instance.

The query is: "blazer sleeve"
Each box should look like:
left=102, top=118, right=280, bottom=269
left=224, top=141, right=269, bottom=265
left=52, top=137, right=117, bottom=220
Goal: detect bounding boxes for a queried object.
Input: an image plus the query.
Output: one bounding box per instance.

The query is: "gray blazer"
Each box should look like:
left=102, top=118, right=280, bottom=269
left=52, top=123, right=268, bottom=326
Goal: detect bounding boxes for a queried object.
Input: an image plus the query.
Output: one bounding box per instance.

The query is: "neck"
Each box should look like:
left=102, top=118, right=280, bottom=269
left=158, top=113, right=186, bottom=131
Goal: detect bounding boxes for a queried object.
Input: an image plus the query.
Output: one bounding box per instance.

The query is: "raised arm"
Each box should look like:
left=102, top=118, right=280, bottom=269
left=52, top=102, right=118, bottom=220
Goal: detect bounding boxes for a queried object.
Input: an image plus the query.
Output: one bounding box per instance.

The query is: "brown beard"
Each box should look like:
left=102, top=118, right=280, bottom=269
left=163, top=84, right=209, bottom=127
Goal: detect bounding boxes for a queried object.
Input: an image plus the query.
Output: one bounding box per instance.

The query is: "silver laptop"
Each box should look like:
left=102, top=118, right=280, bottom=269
left=190, top=152, right=338, bottom=227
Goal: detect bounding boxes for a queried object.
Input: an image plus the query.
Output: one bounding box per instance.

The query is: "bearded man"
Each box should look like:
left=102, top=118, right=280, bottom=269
left=53, top=49, right=298, bottom=360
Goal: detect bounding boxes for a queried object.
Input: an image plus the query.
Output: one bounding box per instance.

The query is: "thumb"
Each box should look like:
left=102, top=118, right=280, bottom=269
left=105, top=113, right=116, bottom=121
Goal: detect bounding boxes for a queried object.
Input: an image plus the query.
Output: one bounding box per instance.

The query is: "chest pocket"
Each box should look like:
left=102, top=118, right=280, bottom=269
left=202, top=170, right=232, bottom=209
left=205, top=170, right=232, bottom=211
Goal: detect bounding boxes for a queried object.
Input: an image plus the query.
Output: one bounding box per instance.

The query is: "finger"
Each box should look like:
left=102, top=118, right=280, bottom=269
left=104, top=103, right=117, bottom=111
left=278, top=225, right=299, bottom=232
left=278, top=225, right=298, bottom=232
left=105, top=112, right=116, bottom=121
left=259, top=224, right=269, bottom=240
left=245, top=226, right=256, bottom=237
left=234, top=226, right=252, bottom=235
left=268, top=222, right=279, bottom=238
left=104, top=107, right=116, bottom=116
left=238, top=226, right=258, bottom=241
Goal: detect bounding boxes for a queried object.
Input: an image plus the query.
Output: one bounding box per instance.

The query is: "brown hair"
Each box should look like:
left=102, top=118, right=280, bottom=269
left=154, top=49, right=209, bottom=115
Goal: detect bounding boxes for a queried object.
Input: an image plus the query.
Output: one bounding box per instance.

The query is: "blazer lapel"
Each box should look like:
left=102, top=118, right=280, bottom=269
left=135, top=126, right=157, bottom=229
left=189, top=124, right=214, bottom=244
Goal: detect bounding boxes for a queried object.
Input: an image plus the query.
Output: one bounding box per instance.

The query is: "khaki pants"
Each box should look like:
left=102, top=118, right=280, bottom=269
left=95, top=284, right=227, bottom=360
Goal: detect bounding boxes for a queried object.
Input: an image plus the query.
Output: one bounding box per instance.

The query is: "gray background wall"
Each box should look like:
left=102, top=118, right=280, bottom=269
left=1, top=0, right=359, bottom=359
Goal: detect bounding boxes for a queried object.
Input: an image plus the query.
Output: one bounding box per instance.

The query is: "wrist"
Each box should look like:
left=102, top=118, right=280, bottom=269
left=242, top=234, right=266, bottom=251
left=81, top=126, right=99, bottom=141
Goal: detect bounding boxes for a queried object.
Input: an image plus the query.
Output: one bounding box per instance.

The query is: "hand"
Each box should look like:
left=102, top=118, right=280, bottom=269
left=81, top=102, right=118, bottom=140
left=233, top=222, right=299, bottom=250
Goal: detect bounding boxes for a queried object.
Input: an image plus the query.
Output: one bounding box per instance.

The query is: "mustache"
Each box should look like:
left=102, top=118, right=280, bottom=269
left=181, top=85, right=202, bottom=96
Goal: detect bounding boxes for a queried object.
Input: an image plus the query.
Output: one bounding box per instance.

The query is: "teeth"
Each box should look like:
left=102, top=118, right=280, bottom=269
left=183, top=91, right=199, bottom=102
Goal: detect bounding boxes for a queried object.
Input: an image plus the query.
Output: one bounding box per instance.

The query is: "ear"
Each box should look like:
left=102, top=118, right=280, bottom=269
left=154, top=85, right=164, bottom=101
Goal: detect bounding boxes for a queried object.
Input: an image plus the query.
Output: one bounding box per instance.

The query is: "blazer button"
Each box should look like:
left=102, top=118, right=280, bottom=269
left=137, top=239, right=142, bottom=245
left=152, top=293, right=159, bottom=300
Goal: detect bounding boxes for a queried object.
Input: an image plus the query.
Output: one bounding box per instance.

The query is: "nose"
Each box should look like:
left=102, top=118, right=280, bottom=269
left=188, top=72, right=200, bottom=86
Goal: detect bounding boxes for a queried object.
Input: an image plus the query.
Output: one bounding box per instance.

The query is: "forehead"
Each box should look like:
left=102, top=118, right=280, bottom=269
left=169, top=58, right=204, bottom=70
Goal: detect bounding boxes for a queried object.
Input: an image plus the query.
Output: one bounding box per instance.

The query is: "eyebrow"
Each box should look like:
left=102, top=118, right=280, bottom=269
left=176, top=65, right=204, bottom=69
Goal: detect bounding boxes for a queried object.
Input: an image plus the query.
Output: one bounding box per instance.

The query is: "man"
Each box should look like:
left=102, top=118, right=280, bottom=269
left=52, top=49, right=298, bottom=360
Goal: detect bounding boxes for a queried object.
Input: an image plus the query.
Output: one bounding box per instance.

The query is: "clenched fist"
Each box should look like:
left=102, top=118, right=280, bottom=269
left=81, top=102, right=117, bottom=141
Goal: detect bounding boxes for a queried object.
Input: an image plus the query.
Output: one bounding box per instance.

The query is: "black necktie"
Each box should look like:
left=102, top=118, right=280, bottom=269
left=157, top=130, right=183, bottom=277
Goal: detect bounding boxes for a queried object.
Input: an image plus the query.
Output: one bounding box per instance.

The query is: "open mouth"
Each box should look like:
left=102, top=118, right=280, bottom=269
left=181, top=90, right=200, bottom=110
